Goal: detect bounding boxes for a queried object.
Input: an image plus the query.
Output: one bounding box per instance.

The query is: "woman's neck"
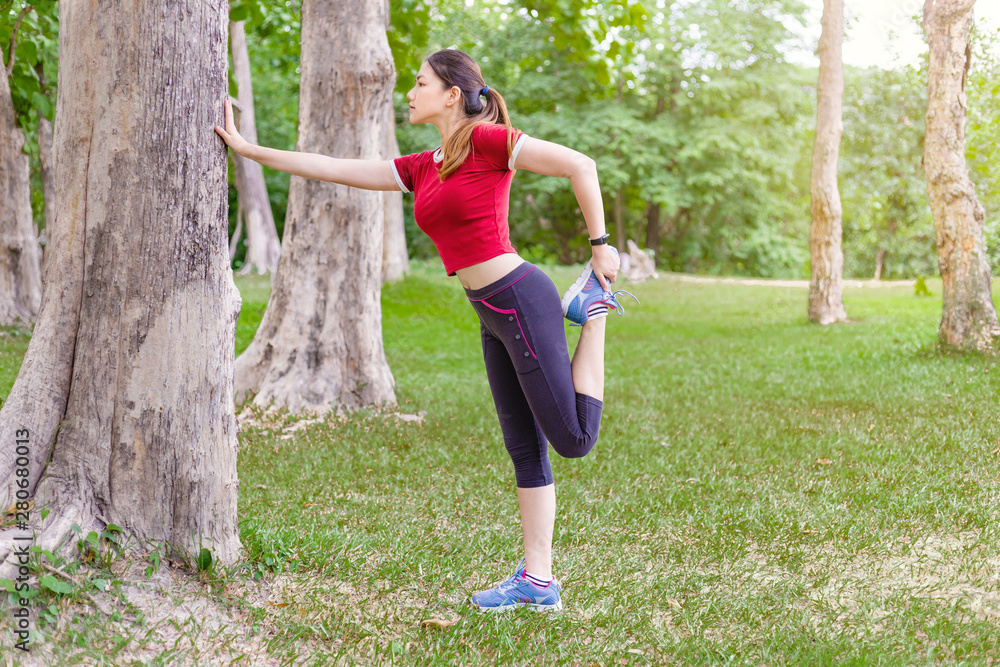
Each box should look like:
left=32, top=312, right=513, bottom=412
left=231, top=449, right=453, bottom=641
left=432, top=113, right=461, bottom=146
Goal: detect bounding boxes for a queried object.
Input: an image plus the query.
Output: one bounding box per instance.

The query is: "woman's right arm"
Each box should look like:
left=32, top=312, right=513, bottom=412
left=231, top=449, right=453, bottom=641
left=214, top=98, right=399, bottom=192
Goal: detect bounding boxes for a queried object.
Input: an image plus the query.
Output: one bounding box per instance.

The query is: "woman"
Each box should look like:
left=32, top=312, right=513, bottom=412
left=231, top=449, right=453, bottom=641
left=215, top=49, right=636, bottom=613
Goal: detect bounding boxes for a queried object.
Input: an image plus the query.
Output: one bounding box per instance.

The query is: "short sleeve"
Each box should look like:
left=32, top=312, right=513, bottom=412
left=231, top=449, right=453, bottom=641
left=392, top=152, right=419, bottom=193
left=472, top=124, right=529, bottom=171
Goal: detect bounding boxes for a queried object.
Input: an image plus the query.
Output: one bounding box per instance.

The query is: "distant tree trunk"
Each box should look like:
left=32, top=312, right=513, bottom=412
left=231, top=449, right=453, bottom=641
left=382, top=103, right=408, bottom=283
left=37, top=114, right=55, bottom=266
left=922, top=0, right=1000, bottom=350
left=230, top=20, right=280, bottom=275
left=874, top=247, right=885, bottom=280
left=0, top=1, right=242, bottom=575
left=613, top=187, right=626, bottom=250
left=0, top=69, right=42, bottom=325
left=808, top=0, right=848, bottom=325
left=645, top=202, right=660, bottom=265
left=234, top=0, right=396, bottom=413
left=644, top=95, right=667, bottom=267
left=614, top=76, right=626, bottom=250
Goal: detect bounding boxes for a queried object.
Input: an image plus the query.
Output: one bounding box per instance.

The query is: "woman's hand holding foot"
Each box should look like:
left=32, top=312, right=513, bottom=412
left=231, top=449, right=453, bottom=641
left=590, top=244, right=619, bottom=292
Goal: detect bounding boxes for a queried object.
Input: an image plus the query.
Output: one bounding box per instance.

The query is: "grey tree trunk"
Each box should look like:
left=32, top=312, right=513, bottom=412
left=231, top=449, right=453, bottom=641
left=234, top=0, right=396, bottom=414
left=808, top=0, right=848, bottom=325
left=230, top=20, right=281, bottom=276
left=0, top=0, right=243, bottom=575
left=37, top=114, right=55, bottom=268
left=382, top=103, right=408, bottom=283
left=0, top=69, right=42, bottom=325
left=922, top=0, right=999, bottom=350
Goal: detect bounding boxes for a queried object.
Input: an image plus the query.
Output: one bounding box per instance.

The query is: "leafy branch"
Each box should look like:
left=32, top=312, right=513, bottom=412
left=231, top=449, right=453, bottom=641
left=5, top=3, right=34, bottom=77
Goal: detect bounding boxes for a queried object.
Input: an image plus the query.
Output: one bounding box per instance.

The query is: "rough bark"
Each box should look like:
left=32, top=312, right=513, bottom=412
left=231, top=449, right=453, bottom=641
left=382, top=103, right=408, bottom=283
left=230, top=20, right=280, bottom=276
left=0, top=69, right=42, bottom=325
left=922, top=0, right=1000, bottom=350
left=37, top=114, right=55, bottom=267
left=0, top=0, right=242, bottom=576
left=234, top=0, right=396, bottom=414
left=808, top=0, right=848, bottom=325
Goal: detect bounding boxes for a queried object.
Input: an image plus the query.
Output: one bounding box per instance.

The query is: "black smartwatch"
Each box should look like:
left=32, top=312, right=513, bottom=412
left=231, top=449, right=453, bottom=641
left=590, top=233, right=611, bottom=246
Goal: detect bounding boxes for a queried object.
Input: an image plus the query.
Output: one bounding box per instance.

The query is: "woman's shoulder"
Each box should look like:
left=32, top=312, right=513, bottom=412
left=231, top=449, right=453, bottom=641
left=400, top=147, right=437, bottom=161
left=472, top=122, right=522, bottom=141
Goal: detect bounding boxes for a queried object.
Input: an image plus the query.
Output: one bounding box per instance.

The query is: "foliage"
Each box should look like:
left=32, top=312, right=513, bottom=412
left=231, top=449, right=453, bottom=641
left=1, top=0, right=58, bottom=124
left=966, top=17, right=1000, bottom=273
left=401, top=0, right=813, bottom=275
left=2, top=0, right=59, bottom=233
left=224, top=0, right=302, bottom=265
left=839, top=65, right=936, bottom=280
left=6, top=0, right=1000, bottom=279
left=388, top=0, right=432, bottom=95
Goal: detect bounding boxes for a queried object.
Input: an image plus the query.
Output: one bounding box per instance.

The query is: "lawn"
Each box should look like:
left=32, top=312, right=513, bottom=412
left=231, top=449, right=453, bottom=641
left=2, top=264, right=999, bottom=665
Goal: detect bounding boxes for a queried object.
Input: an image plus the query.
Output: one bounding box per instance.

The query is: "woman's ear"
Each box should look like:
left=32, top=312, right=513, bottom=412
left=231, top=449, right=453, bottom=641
left=445, top=85, right=463, bottom=108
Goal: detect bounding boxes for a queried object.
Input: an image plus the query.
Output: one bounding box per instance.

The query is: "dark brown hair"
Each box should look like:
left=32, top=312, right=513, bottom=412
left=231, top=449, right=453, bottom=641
left=425, top=49, right=515, bottom=180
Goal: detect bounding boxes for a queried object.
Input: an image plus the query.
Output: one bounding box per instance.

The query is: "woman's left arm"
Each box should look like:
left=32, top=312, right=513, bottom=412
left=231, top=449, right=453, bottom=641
left=513, top=137, right=618, bottom=290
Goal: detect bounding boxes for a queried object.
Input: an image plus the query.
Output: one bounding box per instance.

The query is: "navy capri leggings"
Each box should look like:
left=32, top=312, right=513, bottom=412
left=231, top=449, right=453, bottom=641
left=465, top=261, right=603, bottom=488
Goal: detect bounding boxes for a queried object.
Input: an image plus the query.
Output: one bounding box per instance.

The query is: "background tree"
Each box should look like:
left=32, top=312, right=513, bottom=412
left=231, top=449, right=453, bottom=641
left=223, top=0, right=299, bottom=271
left=217, top=0, right=997, bottom=285
left=229, top=19, right=282, bottom=275
left=808, top=0, right=848, bottom=324
left=381, top=0, right=434, bottom=283
left=964, top=17, right=1000, bottom=275
left=0, top=54, right=41, bottom=325
left=2, top=0, right=58, bottom=262
left=922, top=0, right=999, bottom=350
left=382, top=100, right=408, bottom=283
left=839, top=66, right=935, bottom=280
left=0, top=0, right=242, bottom=572
left=0, top=2, right=45, bottom=325
left=233, top=0, right=397, bottom=413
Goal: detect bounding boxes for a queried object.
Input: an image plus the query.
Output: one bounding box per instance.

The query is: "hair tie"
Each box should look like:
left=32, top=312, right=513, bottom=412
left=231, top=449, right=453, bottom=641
left=480, top=85, right=490, bottom=96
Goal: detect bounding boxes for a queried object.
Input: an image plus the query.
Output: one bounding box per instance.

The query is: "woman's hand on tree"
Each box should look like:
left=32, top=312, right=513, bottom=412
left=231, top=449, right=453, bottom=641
left=214, top=98, right=251, bottom=155
left=591, top=244, right=618, bottom=292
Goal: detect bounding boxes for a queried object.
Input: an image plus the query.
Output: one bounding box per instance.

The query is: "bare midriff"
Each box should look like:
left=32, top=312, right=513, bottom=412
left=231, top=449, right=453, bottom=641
left=455, top=253, right=526, bottom=291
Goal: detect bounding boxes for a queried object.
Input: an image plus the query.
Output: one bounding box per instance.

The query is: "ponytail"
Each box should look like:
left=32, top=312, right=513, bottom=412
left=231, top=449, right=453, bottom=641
left=425, top=50, right=517, bottom=180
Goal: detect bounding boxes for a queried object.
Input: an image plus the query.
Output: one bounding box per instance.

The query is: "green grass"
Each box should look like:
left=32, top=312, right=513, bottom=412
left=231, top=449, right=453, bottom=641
left=2, top=265, right=1000, bottom=665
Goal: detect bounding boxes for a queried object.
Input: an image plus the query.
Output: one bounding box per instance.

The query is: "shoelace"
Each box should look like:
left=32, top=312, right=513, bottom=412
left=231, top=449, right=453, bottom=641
left=491, top=578, right=523, bottom=598
left=604, top=289, right=640, bottom=316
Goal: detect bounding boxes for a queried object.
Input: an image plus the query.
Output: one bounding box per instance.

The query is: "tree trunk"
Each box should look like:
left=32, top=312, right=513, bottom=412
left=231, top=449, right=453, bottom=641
left=382, top=102, right=408, bottom=283
left=922, top=0, right=1000, bottom=350
left=0, top=70, right=42, bottom=325
left=230, top=20, right=281, bottom=276
left=645, top=201, right=660, bottom=265
left=37, top=114, right=55, bottom=268
left=614, top=187, right=626, bottom=250
left=234, top=0, right=396, bottom=414
left=0, top=0, right=242, bottom=575
left=808, top=0, right=848, bottom=325
left=613, top=75, right=626, bottom=250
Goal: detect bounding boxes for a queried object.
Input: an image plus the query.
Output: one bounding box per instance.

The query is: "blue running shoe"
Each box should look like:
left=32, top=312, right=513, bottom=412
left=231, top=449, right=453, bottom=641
left=470, top=569, right=563, bottom=613
left=561, top=247, right=640, bottom=326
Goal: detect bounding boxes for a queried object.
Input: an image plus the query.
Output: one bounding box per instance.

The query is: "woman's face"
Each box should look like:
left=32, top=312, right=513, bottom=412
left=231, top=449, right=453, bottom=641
left=406, top=61, right=460, bottom=125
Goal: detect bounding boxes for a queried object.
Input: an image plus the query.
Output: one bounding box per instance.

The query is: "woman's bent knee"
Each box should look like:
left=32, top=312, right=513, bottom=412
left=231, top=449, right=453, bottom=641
left=549, top=434, right=598, bottom=459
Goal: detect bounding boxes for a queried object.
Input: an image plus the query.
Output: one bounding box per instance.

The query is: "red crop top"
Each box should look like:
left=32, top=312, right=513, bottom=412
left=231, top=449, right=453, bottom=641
left=391, top=123, right=529, bottom=276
